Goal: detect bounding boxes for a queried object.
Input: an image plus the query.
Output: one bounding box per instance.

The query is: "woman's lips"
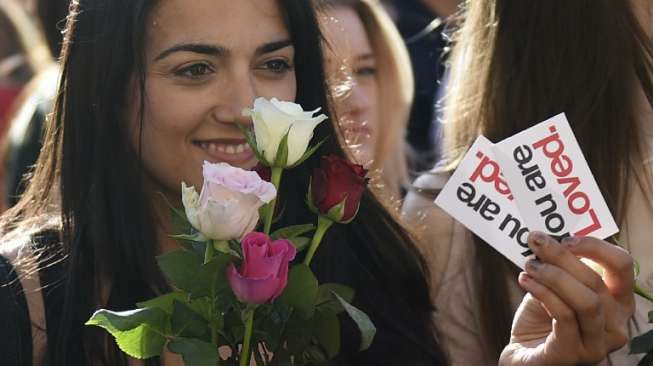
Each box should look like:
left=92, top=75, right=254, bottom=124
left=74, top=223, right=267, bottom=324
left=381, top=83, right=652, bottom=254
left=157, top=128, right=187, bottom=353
left=193, top=139, right=256, bottom=164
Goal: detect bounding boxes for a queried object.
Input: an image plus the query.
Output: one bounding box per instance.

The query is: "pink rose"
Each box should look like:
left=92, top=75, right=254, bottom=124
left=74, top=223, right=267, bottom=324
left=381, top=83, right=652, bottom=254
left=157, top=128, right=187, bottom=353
left=182, top=162, right=277, bottom=241
left=226, top=232, right=296, bottom=305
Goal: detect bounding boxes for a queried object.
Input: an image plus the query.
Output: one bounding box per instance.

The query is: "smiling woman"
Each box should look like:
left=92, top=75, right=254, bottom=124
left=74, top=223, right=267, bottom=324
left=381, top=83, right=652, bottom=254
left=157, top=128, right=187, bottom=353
left=0, top=1, right=448, bottom=366
left=135, top=0, right=296, bottom=200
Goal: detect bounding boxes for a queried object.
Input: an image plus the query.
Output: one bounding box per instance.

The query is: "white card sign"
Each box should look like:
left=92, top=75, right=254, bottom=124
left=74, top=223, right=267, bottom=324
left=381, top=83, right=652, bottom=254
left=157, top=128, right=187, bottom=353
left=435, top=114, right=618, bottom=269
left=435, top=135, right=533, bottom=268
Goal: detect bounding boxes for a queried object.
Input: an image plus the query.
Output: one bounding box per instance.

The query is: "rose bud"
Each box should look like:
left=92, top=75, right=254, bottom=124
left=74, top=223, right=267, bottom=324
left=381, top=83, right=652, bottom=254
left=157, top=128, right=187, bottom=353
left=242, top=97, right=327, bottom=167
left=226, top=232, right=297, bottom=305
left=309, top=154, right=368, bottom=223
left=181, top=162, right=277, bottom=241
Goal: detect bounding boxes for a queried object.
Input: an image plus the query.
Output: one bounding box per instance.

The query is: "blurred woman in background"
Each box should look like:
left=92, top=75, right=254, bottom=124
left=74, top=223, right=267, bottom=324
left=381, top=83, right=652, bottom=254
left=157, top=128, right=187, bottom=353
left=319, top=0, right=413, bottom=201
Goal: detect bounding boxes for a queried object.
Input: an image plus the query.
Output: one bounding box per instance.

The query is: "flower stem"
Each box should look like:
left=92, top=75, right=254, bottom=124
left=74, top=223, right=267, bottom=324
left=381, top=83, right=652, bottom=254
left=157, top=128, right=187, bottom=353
left=635, top=282, right=653, bottom=303
left=263, top=167, right=283, bottom=235
left=240, top=308, right=255, bottom=366
left=303, top=216, right=334, bottom=266
left=204, top=241, right=215, bottom=264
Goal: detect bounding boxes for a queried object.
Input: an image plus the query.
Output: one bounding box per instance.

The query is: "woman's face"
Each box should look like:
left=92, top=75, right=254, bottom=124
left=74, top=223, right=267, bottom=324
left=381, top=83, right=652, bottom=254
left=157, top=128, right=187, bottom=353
left=131, top=0, right=296, bottom=194
left=322, top=6, right=379, bottom=166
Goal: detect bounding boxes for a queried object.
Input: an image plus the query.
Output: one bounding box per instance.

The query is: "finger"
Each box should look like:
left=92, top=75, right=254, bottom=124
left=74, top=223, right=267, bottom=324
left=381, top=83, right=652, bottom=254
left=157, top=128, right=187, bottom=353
left=517, top=272, right=579, bottom=344
left=524, top=259, right=605, bottom=352
left=528, top=232, right=608, bottom=296
left=563, top=236, right=635, bottom=301
left=510, top=285, right=553, bottom=341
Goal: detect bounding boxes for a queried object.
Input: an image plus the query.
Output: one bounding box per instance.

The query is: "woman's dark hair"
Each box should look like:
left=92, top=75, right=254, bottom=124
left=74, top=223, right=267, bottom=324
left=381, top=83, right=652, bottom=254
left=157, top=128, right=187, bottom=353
left=36, top=0, right=71, bottom=58
left=2, top=0, right=446, bottom=365
left=443, top=0, right=653, bottom=360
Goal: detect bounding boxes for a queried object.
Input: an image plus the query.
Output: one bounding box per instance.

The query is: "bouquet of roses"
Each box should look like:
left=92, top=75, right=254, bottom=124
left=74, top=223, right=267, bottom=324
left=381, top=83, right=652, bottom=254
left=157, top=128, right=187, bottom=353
left=86, top=98, right=376, bottom=366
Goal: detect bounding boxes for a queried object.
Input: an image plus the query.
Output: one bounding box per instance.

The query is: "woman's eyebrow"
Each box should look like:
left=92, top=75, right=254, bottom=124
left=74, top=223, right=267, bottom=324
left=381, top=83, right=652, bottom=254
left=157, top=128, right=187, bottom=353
left=155, top=43, right=227, bottom=61
left=356, top=53, right=375, bottom=62
left=155, top=39, right=293, bottom=61
left=255, top=39, right=293, bottom=56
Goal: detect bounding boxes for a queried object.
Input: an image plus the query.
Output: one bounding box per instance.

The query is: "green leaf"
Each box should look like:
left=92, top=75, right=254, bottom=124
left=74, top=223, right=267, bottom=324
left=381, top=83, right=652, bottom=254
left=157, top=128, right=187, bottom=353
left=279, top=264, right=319, bottom=319
left=274, top=130, right=291, bottom=167
left=284, top=313, right=313, bottom=354
left=271, top=224, right=316, bottom=240
left=170, top=233, right=208, bottom=243
left=157, top=250, right=233, bottom=299
left=190, top=253, right=235, bottom=299
left=86, top=308, right=168, bottom=359
left=237, top=122, right=269, bottom=166
left=326, top=199, right=347, bottom=223
left=168, top=338, right=219, bottom=366
left=315, top=284, right=355, bottom=313
left=337, top=201, right=360, bottom=224
left=188, top=297, right=212, bottom=321
left=213, top=240, right=241, bottom=259
left=288, top=237, right=310, bottom=252
left=304, top=345, right=328, bottom=363
left=306, top=179, right=319, bottom=215
left=171, top=300, right=210, bottom=338
left=313, top=309, right=340, bottom=358
left=260, top=302, right=292, bottom=350
left=157, top=250, right=203, bottom=293
left=137, top=292, right=187, bottom=314
left=632, top=330, right=653, bottom=354
left=334, top=293, right=376, bottom=351
left=288, top=137, right=328, bottom=169
left=215, top=285, right=239, bottom=313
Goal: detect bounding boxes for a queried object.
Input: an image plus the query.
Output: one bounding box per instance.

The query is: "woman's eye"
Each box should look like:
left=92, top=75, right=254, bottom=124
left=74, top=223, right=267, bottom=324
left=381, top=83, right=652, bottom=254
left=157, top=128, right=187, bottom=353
left=175, top=63, right=213, bottom=79
left=355, top=66, right=377, bottom=77
left=260, top=59, right=293, bottom=74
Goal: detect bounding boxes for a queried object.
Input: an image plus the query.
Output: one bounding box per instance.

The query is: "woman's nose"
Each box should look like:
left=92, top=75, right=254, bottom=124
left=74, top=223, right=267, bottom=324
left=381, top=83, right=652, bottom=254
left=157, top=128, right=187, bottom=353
left=213, top=71, right=256, bottom=127
left=341, top=84, right=370, bottom=122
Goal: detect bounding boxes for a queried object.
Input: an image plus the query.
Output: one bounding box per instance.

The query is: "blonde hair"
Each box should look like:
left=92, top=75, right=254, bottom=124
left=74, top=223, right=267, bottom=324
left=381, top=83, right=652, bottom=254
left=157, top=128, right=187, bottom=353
left=0, top=0, right=53, bottom=75
left=319, top=0, right=414, bottom=198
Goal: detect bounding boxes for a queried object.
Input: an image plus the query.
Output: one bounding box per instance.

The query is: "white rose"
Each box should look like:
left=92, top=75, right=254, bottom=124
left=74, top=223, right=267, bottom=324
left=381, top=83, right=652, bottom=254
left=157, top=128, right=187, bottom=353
left=181, top=162, right=277, bottom=241
left=243, top=97, right=328, bottom=167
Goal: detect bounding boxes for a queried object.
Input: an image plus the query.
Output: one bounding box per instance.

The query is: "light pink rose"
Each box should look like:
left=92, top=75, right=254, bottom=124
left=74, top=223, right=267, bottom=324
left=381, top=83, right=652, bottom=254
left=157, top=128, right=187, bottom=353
left=226, top=232, right=297, bottom=304
left=181, top=162, right=277, bottom=241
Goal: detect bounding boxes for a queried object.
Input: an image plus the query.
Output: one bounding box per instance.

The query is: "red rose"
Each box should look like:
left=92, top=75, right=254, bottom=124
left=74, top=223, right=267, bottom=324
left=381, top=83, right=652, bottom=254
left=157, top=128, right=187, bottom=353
left=252, top=162, right=271, bottom=182
left=310, top=155, right=368, bottom=223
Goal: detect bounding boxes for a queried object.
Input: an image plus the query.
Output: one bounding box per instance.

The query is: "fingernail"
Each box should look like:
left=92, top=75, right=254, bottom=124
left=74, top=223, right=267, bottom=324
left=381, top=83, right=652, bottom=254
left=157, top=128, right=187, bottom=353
left=562, top=236, right=580, bottom=247
left=525, top=260, right=542, bottom=272
left=531, top=231, right=547, bottom=247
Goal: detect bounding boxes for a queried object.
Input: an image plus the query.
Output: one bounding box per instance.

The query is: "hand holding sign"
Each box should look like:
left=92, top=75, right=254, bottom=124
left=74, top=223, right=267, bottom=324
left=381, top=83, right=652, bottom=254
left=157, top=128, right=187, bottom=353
left=436, top=113, right=633, bottom=365
left=435, top=113, right=619, bottom=269
left=499, top=233, right=634, bottom=366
